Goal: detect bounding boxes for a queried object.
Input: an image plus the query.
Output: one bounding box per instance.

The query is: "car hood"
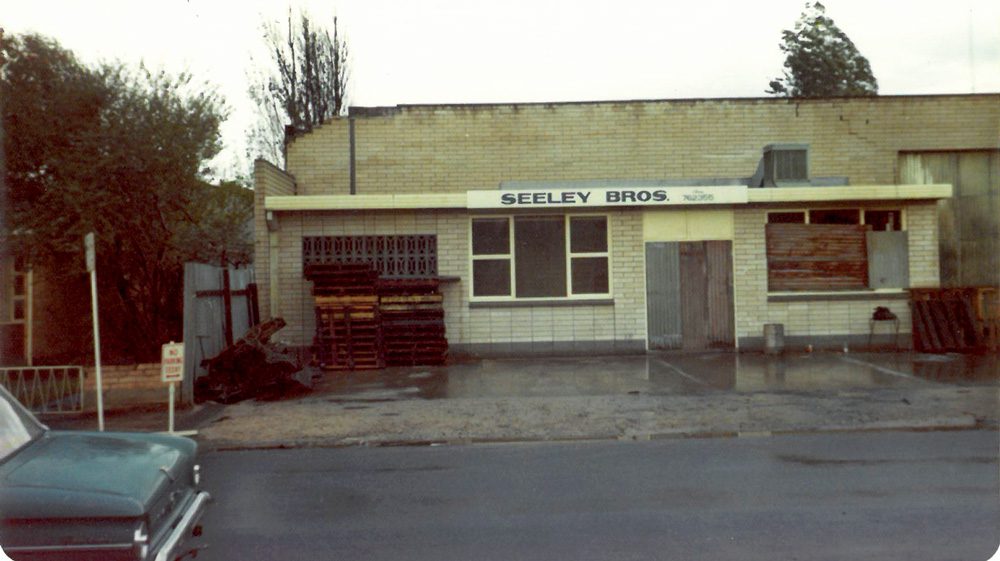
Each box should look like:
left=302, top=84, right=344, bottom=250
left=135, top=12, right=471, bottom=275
left=0, top=431, right=196, bottom=519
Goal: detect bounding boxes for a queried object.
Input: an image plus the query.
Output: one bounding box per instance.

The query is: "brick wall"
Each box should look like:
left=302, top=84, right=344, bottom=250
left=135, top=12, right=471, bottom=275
left=269, top=209, right=646, bottom=353
left=83, top=363, right=167, bottom=409
left=254, top=159, right=297, bottom=321
left=732, top=201, right=940, bottom=348
left=286, top=95, right=1000, bottom=197
left=265, top=95, right=993, bottom=353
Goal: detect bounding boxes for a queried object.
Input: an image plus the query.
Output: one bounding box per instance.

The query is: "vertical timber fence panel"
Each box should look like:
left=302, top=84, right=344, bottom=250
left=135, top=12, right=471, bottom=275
left=181, top=263, right=256, bottom=403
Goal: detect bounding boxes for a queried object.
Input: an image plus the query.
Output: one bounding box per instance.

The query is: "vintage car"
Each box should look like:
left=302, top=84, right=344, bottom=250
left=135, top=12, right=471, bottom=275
left=0, top=385, right=210, bottom=561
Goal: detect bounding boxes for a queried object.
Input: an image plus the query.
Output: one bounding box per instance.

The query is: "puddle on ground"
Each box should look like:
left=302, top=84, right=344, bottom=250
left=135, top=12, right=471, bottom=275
left=303, top=352, right=998, bottom=401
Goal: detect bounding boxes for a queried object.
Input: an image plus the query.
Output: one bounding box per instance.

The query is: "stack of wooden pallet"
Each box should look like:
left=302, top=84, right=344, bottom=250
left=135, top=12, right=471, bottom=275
left=305, top=264, right=449, bottom=370
left=306, top=264, right=385, bottom=370
left=910, top=287, right=999, bottom=353
left=378, top=279, right=448, bottom=366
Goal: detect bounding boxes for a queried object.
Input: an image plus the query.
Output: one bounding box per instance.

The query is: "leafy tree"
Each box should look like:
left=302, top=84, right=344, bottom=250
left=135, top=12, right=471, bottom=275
left=176, top=180, right=254, bottom=267
left=1, top=32, right=231, bottom=362
left=767, top=2, right=878, bottom=97
left=248, top=11, right=349, bottom=166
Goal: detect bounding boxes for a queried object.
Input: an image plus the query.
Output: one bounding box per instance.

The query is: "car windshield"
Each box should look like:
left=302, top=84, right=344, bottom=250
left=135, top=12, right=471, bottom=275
left=0, top=386, right=45, bottom=462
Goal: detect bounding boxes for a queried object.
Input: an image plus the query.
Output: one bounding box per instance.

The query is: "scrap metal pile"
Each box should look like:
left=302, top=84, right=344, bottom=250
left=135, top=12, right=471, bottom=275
left=195, top=318, right=306, bottom=403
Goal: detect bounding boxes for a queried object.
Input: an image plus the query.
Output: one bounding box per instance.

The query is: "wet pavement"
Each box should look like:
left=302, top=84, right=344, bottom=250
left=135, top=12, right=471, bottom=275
left=45, top=351, right=999, bottom=446
left=310, top=351, right=1000, bottom=402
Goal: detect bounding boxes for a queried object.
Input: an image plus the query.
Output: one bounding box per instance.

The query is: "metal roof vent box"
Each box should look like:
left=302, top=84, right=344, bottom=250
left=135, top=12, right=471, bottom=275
left=761, top=143, right=809, bottom=187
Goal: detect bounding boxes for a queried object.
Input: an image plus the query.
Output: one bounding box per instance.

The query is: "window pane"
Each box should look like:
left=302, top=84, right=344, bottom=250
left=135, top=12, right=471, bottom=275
left=865, top=210, right=902, bottom=231
left=13, top=300, right=24, bottom=321
left=515, top=217, right=566, bottom=297
left=809, top=209, right=860, bottom=225
left=13, top=275, right=24, bottom=297
left=473, top=259, right=511, bottom=296
left=472, top=218, right=509, bottom=255
left=570, top=216, right=607, bottom=253
left=768, top=212, right=805, bottom=224
left=571, top=257, right=609, bottom=294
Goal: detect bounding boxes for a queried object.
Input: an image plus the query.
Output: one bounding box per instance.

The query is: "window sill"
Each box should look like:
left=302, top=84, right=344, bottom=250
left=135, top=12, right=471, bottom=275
left=767, top=289, right=910, bottom=303
left=470, top=298, right=615, bottom=309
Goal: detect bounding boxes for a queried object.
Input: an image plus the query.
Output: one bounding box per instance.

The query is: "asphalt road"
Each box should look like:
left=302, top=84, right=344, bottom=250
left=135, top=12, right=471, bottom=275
left=196, top=430, right=999, bottom=561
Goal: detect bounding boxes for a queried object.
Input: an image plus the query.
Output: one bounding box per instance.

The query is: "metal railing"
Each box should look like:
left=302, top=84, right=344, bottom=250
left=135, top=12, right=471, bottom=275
left=0, top=366, right=85, bottom=413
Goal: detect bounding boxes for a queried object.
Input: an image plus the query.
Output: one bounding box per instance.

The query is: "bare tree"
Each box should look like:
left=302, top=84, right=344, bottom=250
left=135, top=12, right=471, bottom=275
left=248, top=11, right=349, bottom=167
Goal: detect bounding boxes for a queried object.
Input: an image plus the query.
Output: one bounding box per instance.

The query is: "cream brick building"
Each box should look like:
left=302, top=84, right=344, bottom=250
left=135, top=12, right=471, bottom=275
left=255, top=94, right=1000, bottom=358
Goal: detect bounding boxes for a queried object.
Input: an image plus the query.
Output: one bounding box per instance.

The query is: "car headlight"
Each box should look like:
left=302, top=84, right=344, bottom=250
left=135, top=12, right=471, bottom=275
left=133, top=520, right=149, bottom=560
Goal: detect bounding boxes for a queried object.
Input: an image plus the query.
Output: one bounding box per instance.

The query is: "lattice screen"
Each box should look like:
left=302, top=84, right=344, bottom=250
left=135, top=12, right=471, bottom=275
left=302, top=235, right=438, bottom=277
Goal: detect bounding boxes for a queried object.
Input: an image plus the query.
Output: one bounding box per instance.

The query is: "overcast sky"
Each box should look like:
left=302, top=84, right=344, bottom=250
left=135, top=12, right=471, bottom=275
left=5, top=0, right=999, bottom=180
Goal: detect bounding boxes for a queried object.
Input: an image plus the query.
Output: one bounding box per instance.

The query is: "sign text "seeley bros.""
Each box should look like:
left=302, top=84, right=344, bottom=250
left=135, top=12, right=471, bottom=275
left=467, top=186, right=749, bottom=209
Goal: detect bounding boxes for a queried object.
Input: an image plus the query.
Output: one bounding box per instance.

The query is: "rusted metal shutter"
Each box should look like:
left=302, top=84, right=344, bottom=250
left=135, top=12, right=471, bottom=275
left=766, top=224, right=869, bottom=291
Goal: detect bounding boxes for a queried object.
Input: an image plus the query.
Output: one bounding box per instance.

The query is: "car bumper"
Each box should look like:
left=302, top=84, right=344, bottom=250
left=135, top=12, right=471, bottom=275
left=153, top=491, right=211, bottom=561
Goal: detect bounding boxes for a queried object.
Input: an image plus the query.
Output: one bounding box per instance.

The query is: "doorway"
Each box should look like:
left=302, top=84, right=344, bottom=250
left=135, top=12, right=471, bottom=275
left=646, top=241, right=734, bottom=350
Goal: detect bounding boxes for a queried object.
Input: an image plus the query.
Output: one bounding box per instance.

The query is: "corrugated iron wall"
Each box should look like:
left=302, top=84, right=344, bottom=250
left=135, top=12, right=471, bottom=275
left=900, top=150, right=1000, bottom=288
left=645, top=242, right=682, bottom=349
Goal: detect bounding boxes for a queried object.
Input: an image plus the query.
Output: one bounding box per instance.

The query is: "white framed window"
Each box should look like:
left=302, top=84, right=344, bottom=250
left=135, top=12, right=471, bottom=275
left=470, top=214, right=611, bottom=300
left=0, top=257, right=27, bottom=324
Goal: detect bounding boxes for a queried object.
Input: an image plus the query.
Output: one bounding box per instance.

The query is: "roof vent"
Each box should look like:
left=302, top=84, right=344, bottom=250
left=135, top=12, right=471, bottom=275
left=761, top=144, right=809, bottom=187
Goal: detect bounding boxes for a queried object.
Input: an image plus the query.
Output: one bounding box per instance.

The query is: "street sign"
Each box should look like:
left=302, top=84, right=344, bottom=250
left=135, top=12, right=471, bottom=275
left=161, top=342, right=185, bottom=383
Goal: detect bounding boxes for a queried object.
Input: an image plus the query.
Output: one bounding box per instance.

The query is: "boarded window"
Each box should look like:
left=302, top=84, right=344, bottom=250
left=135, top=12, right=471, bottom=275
left=867, top=231, right=910, bottom=289
left=766, top=224, right=869, bottom=291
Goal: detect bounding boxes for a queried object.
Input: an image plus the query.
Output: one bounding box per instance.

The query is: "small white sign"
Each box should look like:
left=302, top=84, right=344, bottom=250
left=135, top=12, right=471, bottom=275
left=467, top=186, right=749, bottom=209
left=161, top=342, right=185, bottom=383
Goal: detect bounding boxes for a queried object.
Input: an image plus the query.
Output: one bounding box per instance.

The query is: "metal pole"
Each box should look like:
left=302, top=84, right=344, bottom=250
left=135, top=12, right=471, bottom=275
left=85, top=233, right=104, bottom=432
left=90, top=268, right=104, bottom=431
left=168, top=382, right=175, bottom=433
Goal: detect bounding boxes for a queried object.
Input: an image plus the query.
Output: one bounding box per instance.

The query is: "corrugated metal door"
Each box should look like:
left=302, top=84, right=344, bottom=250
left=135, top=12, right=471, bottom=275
left=645, top=243, right=682, bottom=349
left=646, top=241, right=734, bottom=350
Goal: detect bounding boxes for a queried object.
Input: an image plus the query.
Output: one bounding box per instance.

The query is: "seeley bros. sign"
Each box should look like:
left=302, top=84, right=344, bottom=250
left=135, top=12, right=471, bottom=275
left=466, top=186, right=748, bottom=209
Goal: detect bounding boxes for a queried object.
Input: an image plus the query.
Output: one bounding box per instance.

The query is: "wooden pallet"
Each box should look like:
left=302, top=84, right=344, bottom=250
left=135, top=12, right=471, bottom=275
left=308, top=266, right=449, bottom=369
left=312, top=299, right=385, bottom=370
left=910, top=287, right=999, bottom=353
